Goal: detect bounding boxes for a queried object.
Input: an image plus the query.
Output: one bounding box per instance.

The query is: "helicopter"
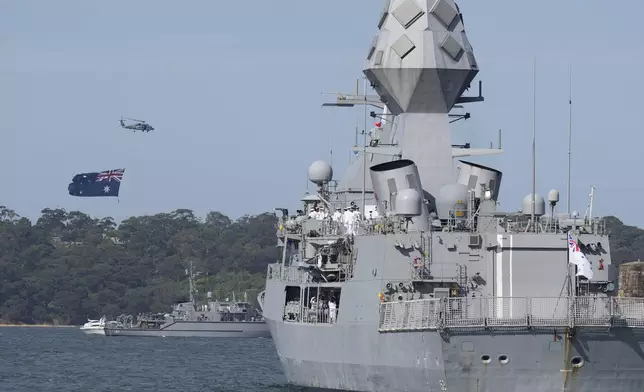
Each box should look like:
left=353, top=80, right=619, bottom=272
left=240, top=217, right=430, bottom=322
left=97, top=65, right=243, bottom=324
left=119, top=117, right=154, bottom=132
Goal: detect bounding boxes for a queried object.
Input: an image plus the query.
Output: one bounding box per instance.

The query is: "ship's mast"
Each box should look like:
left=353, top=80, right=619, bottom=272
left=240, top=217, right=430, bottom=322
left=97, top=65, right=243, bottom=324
left=567, top=62, right=573, bottom=213
left=361, top=77, right=367, bottom=215
left=531, top=57, right=537, bottom=230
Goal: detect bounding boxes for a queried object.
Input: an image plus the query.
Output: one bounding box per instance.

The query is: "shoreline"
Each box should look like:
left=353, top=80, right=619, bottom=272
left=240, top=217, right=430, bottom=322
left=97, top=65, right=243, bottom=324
left=0, top=324, right=77, bottom=328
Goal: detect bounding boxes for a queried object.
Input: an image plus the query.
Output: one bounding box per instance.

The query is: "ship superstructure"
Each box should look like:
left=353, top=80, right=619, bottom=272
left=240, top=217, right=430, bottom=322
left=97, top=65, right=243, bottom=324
left=263, top=1, right=644, bottom=391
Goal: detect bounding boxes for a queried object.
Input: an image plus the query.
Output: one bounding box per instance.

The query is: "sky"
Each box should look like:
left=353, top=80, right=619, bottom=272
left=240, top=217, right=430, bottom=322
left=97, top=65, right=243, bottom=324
left=2, top=0, right=643, bottom=226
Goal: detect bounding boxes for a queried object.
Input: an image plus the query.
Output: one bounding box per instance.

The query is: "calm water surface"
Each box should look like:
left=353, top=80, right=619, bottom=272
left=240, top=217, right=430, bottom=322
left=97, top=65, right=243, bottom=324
left=0, top=327, right=292, bottom=392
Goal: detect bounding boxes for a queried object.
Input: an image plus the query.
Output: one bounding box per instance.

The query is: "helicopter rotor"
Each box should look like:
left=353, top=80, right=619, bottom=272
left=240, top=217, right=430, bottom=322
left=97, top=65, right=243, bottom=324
left=124, top=117, right=145, bottom=123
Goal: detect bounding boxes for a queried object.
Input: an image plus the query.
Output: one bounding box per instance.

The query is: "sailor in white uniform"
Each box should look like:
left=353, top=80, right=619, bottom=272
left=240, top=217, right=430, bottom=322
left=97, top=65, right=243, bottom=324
left=350, top=206, right=361, bottom=235
left=342, top=207, right=354, bottom=235
left=331, top=207, right=342, bottom=234
left=328, top=298, right=337, bottom=323
left=318, top=206, right=329, bottom=220
left=308, top=205, right=321, bottom=219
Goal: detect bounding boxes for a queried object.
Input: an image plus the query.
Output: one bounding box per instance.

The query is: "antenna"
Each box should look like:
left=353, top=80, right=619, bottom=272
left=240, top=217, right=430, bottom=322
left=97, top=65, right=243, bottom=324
left=567, top=62, right=572, bottom=214
left=188, top=260, right=195, bottom=307
left=362, top=77, right=368, bottom=215
left=531, top=57, right=537, bottom=229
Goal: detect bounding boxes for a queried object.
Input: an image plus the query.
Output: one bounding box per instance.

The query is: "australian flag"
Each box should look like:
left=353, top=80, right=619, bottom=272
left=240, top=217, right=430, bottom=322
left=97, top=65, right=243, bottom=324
left=68, top=169, right=125, bottom=197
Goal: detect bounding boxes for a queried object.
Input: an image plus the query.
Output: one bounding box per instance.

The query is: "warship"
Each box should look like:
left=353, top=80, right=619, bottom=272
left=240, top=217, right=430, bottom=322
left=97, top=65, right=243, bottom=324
left=262, top=0, right=644, bottom=391
left=105, top=261, right=270, bottom=338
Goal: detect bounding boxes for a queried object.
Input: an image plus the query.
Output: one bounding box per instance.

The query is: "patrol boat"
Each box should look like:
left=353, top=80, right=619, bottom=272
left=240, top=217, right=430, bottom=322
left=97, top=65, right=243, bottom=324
left=263, top=0, right=644, bottom=391
left=105, top=261, right=270, bottom=338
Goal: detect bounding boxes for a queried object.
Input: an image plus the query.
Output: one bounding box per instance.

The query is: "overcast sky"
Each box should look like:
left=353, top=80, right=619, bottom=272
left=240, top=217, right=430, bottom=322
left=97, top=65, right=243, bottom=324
left=2, top=0, right=643, bottom=225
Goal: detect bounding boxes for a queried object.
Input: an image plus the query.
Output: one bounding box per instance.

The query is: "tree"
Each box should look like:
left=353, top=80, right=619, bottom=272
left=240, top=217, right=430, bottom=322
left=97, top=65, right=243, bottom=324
left=0, top=206, right=279, bottom=325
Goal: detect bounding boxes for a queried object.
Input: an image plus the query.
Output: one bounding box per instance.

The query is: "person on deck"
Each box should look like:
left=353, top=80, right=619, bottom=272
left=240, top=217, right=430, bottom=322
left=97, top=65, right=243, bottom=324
left=328, top=297, right=337, bottom=324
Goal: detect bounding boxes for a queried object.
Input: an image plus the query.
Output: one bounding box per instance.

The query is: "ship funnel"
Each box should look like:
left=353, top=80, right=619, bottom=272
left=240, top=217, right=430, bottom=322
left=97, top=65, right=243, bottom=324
left=455, top=160, right=502, bottom=201
left=369, top=159, right=429, bottom=231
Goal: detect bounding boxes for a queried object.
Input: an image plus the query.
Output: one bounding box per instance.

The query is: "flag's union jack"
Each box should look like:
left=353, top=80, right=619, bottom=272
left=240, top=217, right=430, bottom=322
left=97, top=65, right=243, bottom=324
left=96, top=169, right=125, bottom=182
left=568, top=233, right=580, bottom=252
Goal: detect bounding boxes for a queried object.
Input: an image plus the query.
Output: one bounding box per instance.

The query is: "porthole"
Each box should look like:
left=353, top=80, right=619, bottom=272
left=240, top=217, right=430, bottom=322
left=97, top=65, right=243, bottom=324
left=570, top=356, right=584, bottom=368
left=498, top=354, right=509, bottom=364
left=480, top=354, right=491, bottom=364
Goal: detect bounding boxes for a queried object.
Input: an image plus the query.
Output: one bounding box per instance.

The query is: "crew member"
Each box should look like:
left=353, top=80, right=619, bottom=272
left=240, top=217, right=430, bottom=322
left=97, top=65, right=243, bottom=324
left=328, top=297, right=337, bottom=324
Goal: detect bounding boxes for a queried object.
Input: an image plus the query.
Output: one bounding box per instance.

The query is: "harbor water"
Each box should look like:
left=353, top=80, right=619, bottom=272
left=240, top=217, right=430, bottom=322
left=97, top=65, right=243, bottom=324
left=0, top=327, right=290, bottom=392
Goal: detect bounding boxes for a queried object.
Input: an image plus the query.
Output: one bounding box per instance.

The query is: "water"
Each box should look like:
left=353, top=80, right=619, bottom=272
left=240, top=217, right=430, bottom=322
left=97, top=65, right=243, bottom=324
left=0, top=327, right=289, bottom=392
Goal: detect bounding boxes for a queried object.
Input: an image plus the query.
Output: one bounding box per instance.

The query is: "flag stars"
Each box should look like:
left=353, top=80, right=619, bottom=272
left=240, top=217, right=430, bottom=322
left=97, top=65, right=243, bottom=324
left=103, top=185, right=111, bottom=193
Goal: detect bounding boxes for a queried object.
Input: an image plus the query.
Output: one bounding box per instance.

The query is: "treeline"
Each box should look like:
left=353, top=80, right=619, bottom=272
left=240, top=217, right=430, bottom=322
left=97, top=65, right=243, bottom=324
left=0, top=206, right=279, bottom=325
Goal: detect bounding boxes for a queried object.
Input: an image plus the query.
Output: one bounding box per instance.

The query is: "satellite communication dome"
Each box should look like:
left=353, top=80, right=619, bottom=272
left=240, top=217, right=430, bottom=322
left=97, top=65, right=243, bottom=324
left=548, top=189, right=560, bottom=204
left=395, top=188, right=422, bottom=216
left=522, top=193, right=546, bottom=216
left=307, top=160, right=333, bottom=185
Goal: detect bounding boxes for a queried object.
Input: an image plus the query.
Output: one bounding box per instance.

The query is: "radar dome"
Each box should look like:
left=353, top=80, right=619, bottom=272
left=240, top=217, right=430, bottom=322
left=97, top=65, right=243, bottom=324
left=395, top=188, right=422, bottom=217
left=307, top=160, right=333, bottom=185
left=436, top=183, right=469, bottom=220
left=522, top=193, right=546, bottom=216
left=548, top=189, right=560, bottom=205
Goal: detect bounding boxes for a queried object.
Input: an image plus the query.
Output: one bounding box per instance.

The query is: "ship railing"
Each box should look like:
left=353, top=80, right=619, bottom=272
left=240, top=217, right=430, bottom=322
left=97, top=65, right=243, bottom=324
left=267, top=264, right=314, bottom=283
left=298, top=216, right=409, bottom=237
left=528, top=297, right=571, bottom=327
left=299, top=306, right=338, bottom=325
left=267, top=262, right=355, bottom=283
left=378, top=296, right=644, bottom=332
left=358, top=217, right=404, bottom=236
left=320, top=219, right=381, bottom=237
left=339, top=261, right=355, bottom=281
left=570, top=296, right=613, bottom=327
left=266, top=264, right=280, bottom=280
left=612, top=297, right=644, bottom=328
left=379, top=298, right=441, bottom=332
left=280, top=265, right=313, bottom=283
left=500, top=216, right=607, bottom=236
left=320, top=220, right=345, bottom=236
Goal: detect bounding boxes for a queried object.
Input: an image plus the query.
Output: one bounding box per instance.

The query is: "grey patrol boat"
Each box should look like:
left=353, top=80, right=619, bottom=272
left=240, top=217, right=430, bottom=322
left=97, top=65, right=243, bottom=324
left=263, top=0, right=644, bottom=391
left=105, top=262, right=270, bottom=338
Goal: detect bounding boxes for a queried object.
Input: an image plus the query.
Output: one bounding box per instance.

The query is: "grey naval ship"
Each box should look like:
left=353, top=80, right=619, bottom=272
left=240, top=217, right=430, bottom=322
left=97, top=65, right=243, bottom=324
left=105, top=262, right=270, bottom=338
left=263, top=0, right=644, bottom=391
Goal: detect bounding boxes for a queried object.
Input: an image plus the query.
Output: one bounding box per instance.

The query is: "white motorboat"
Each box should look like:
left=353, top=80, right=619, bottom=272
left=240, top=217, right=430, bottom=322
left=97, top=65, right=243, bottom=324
left=80, top=316, right=106, bottom=335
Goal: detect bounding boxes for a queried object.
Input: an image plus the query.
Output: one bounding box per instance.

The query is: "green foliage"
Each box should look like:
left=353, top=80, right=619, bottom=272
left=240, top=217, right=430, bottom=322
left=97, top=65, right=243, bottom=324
left=604, top=216, right=644, bottom=265
left=0, top=205, right=278, bottom=325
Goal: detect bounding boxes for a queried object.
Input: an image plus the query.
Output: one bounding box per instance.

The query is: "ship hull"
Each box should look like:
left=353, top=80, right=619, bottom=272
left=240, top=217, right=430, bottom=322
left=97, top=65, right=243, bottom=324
left=267, top=318, right=644, bottom=392
left=79, top=327, right=106, bottom=336
left=105, top=320, right=270, bottom=338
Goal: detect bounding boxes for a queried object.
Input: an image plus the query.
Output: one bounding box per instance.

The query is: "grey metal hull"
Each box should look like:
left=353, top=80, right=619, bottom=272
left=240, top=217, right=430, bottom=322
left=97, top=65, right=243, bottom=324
left=105, top=320, right=271, bottom=338
left=267, top=317, right=644, bottom=391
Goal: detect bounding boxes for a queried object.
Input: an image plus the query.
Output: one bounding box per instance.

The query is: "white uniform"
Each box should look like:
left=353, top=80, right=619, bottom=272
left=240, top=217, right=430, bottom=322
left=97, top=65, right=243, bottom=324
left=351, top=209, right=361, bottom=234
left=329, top=300, right=337, bottom=323
left=342, top=209, right=354, bottom=235
left=331, top=210, right=342, bottom=234
left=308, top=210, right=318, bottom=219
